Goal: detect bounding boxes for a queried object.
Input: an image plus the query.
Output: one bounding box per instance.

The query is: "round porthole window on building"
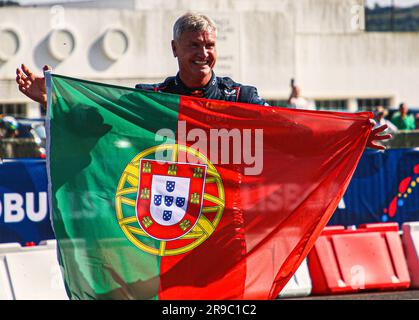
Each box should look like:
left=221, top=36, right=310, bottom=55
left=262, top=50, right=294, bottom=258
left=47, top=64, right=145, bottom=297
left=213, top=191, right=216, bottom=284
left=0, top=28, right=20, bottom=62
left=102, top=28, right=129, bottom=61
left=48, top=29, right=76, bottom=61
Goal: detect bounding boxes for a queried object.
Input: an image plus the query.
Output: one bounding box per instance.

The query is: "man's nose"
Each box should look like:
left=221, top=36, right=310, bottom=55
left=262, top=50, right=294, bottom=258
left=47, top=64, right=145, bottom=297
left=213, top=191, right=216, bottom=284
left=196, top=46, right=209, bottom=58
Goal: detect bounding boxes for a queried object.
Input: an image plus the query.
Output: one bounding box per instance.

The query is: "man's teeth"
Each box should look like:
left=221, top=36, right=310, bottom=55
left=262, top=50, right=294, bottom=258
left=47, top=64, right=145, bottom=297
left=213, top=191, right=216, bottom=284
left=194, top=61, right=207, bottom=65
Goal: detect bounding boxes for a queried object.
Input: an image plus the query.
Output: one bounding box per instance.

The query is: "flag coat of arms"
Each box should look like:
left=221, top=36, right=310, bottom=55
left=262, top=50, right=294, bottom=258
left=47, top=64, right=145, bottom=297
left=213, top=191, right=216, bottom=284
left=136, top=159, right=207, bottom=240
left=45, top=73, right=372, bottom=300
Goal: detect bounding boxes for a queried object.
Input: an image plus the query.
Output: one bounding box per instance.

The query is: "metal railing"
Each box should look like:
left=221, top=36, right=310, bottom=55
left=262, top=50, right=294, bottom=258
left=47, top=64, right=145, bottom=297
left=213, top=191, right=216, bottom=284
left=0, top=138, right=41, bottom=159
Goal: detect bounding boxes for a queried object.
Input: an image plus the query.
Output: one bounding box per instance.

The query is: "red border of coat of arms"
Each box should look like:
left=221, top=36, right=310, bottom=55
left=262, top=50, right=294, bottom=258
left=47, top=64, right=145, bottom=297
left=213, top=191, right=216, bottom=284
left=136, top=159, right=207, bottom=241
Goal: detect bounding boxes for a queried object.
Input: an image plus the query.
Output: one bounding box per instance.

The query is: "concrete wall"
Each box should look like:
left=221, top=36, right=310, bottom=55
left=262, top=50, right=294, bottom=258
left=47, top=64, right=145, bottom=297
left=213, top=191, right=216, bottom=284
left=0, top=0, right=418, bottom=117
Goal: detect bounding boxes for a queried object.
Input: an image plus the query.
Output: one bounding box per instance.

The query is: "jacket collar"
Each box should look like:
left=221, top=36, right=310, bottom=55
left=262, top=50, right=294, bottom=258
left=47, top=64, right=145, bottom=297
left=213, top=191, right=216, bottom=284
left=174, top=72, right=216, bottom=97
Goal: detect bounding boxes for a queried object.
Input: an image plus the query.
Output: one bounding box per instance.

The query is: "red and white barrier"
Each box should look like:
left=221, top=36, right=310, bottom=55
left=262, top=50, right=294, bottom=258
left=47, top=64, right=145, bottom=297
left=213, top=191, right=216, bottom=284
left=278, top=258, right=312, bottom=298
left=308, top=223, right=410, bottom=295
left=402, top=222, right=419, bottom=288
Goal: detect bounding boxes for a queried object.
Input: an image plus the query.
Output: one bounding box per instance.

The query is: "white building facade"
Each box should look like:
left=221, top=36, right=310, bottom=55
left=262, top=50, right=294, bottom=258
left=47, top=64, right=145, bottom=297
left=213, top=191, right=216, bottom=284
left=1, top=0, right=419, bottom=117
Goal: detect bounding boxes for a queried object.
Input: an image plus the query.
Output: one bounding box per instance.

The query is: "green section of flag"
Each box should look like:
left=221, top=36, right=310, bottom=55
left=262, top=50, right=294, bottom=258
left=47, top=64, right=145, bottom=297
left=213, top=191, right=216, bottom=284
left=48, top=74, right=179, bottom=299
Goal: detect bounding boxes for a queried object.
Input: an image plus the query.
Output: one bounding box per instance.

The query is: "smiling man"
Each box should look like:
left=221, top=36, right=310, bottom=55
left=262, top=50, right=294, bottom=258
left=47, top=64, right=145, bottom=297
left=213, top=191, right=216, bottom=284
left=172, top=15, right=217, bottom=87
left=13, top=11, right=392, bottom=300
left=135, top=13, right=269, bottom=105
left=16, top=12, right=389, bottom=149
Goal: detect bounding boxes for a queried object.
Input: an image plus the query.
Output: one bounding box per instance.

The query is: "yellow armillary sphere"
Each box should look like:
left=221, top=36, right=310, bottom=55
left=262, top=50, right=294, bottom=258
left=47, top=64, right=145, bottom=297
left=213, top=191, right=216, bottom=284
left=115, top=144, right=225, bottom=256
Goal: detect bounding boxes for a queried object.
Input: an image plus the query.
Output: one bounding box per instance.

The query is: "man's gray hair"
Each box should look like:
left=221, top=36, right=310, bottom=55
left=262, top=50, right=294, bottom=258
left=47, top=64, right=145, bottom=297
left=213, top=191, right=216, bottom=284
left=173, top=12, right=217, bottom=41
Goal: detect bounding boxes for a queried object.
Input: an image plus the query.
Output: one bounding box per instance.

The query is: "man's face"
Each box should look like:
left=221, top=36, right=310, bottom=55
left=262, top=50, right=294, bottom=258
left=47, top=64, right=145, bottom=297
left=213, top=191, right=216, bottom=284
left=172, top=30, right=217, bottom=86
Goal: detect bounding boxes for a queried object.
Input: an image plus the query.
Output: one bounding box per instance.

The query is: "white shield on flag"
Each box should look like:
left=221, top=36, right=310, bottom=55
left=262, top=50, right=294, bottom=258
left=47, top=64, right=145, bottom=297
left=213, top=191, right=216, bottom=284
left=136, top=159, right=208, bottom=241
left=150, top=175, right=190, bottom=226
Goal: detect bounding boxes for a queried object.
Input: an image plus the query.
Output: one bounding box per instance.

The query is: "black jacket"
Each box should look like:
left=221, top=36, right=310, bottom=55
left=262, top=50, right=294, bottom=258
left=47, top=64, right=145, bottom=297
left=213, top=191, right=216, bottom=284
left=135, top=72, right=268, bottom=106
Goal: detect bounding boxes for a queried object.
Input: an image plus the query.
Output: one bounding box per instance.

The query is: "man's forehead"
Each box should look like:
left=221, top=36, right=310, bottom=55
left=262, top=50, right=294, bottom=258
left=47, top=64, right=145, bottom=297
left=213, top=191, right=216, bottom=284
left=180, top=30, right=216, bottom=42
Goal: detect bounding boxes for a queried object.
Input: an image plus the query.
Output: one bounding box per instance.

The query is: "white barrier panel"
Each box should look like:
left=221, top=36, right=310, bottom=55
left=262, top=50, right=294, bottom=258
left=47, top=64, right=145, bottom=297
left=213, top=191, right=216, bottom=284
left=277, top=258, right=312, bottom=298
left=402, top=222, right=419, bottom=288
left=0, top=242, right=22, bottom=299
left=0, top=243, right=22, bottom=253
left=0, top=240, right=68, bottom=300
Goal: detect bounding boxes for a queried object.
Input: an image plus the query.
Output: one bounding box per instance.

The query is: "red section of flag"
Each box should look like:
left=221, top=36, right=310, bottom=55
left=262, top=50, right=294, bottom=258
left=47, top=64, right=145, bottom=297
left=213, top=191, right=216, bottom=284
left=158, top=96, right=372, bottom=300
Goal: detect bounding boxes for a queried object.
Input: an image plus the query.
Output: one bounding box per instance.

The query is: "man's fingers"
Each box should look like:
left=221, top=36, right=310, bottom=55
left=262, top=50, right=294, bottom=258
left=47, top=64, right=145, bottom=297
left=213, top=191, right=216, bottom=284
left=372, top=124, right=388, bottom=134
left=367, top=141, right=386, bottom=150
left=22, top=64, right=36, bottom=81
left=373, top=135, right=391, bottom=141
left=15, top=71, right=27, bottom=86
left=21, top=63, right=29, bottom=74
left=16, top=69, right=28, bottom=81
left=369, top=118, right=377, bottom=126
left=373, top=145, right=386, bottom=151
left=16, top=72, right=29, bottom=86
left=374, top=133, right=392, bottom=141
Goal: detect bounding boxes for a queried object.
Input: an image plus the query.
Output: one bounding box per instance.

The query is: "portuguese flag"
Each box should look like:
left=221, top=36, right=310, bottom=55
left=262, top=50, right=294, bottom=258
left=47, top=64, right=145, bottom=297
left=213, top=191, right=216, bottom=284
left=46, top=72, right=372, bottom=300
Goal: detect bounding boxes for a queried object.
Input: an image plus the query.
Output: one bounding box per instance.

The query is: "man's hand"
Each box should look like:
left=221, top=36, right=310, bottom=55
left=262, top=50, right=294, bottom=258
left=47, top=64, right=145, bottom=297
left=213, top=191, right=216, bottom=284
left=16, top=64, right=50, bottom=107
left=366, top=119, right=392, bottom=150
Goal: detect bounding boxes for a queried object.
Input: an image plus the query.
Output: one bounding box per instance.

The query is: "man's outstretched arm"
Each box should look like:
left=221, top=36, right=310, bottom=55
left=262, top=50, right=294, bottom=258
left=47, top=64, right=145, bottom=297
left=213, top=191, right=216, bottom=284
left=366, top=119, right=392, bottom=151
left=16, top=64, right=50, bottom=108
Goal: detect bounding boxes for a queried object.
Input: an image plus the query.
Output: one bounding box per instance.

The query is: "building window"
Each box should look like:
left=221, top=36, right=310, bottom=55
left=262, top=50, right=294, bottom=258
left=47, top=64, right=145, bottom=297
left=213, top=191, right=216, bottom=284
left=356, top=98, right=390, bottom=111
left=365, top=0, right=419, bottom=31
left=0, top=103, right=26, bottom=117
left=315, top=100, right=348, bottom=111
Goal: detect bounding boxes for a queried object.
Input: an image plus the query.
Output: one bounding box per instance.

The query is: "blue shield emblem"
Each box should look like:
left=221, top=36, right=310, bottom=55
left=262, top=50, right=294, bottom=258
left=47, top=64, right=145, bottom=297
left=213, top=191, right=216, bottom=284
left=166, top=181, right=175, bottom=192
left=164, top=196, right=174, bottom=207
left=163, top=210, right=172, bottom=221
left=176, top=197, right=185, bottom=208
left=154, top=195, right=162, bottom=206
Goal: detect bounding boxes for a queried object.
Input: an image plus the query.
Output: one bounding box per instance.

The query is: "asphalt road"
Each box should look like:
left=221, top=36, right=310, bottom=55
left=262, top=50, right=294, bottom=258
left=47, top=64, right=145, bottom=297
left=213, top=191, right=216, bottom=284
left=286, top=289, right=419, bottom=300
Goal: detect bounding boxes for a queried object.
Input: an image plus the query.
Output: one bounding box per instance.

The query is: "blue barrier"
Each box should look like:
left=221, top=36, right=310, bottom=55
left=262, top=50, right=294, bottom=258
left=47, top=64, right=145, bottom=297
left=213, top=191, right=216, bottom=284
left=0, top=159, right=54, bottom=244
left=1, top=149, right=418, bottom=244
left=329, top=148, right=419, bottom=226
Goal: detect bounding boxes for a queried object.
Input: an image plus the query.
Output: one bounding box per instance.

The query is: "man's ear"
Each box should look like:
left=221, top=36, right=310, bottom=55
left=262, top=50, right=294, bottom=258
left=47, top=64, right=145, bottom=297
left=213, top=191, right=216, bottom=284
left=171, top=40, right=177, bottom=58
